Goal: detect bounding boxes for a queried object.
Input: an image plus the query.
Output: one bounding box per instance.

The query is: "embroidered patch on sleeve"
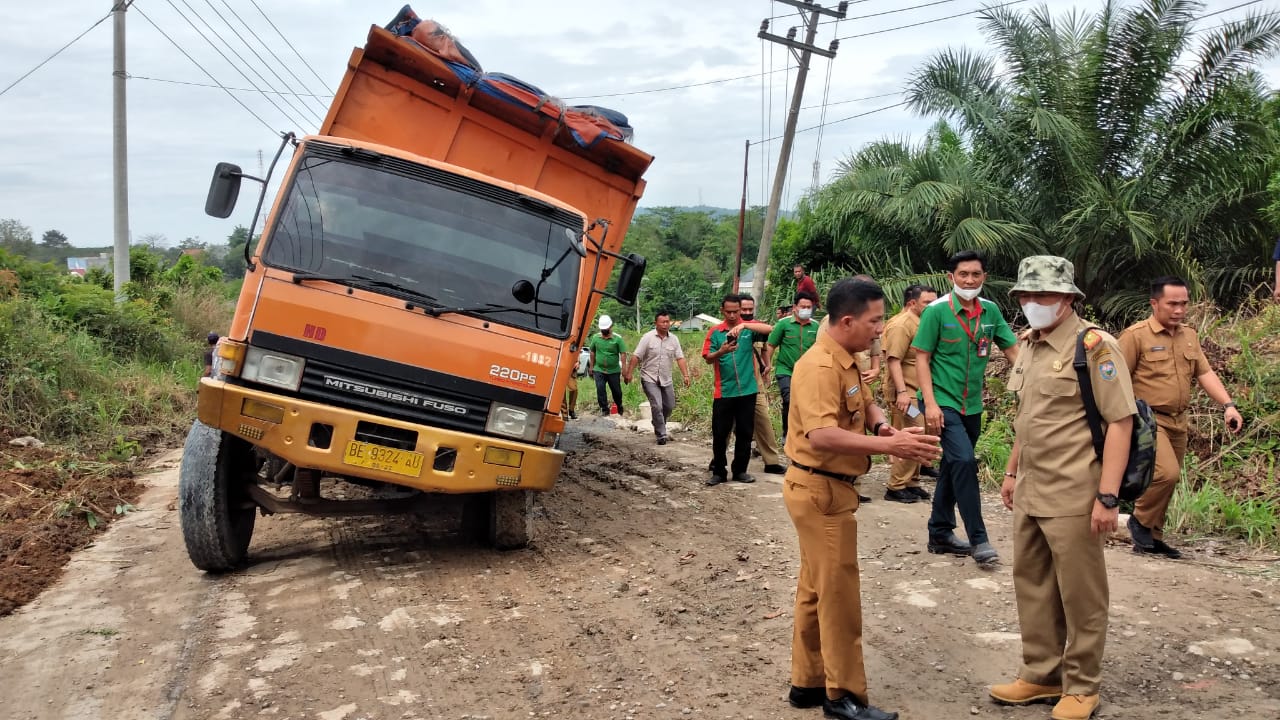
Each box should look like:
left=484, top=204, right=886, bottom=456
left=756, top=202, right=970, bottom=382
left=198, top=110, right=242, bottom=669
left=1083, top=330, right=1102, bottom=350
left=1099, top=359, right=1117, bottom=381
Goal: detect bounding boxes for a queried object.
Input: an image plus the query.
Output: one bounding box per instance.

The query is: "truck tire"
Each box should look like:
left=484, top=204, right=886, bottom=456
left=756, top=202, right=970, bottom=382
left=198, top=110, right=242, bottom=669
left=178, top=420, right=258, bottom=572
left=488, top=490, right=533, bottom=550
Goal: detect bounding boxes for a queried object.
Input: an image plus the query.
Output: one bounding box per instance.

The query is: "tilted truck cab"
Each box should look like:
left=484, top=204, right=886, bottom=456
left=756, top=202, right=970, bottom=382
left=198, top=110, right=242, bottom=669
left=179, top=24, right=651, bottom=571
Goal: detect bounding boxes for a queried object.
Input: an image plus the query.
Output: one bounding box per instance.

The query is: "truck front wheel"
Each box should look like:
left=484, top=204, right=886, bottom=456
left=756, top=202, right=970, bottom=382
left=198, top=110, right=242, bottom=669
left=478, top=490, right=533, bottom=550
left=178, top=421, right=258, bottom=571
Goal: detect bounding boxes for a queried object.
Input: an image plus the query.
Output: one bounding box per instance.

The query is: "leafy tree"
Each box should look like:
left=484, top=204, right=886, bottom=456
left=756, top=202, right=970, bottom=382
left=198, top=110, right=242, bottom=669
left=40, top=229, right=70, bottom=249
left=0, top=219, right=35, bottom=256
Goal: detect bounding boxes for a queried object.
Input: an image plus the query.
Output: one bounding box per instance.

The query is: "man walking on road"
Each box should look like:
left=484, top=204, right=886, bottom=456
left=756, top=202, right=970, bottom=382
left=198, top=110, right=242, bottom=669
left=738, top=295, right=784, bottom=474
left=702, top=295, right=773, bottom=486
left=782, top=277, right=940, bottom=720
left=588, top=315, right=628, bottom=416
left=625, top=310, right=691, bottom=445
left=913, top=250, right=1018, bottom=565
left=881, top=284, right=937, bottom=503
left=991, top=255, right=1137, bottom=720
left=1119, top=277, right=1243, bottom=559
left=768, top=290, right=820, bottom=442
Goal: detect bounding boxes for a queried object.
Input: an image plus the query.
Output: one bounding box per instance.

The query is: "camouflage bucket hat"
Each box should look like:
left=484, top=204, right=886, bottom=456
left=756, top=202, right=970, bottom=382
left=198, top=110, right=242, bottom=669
left=1009, top=255, right=1085, bottom=298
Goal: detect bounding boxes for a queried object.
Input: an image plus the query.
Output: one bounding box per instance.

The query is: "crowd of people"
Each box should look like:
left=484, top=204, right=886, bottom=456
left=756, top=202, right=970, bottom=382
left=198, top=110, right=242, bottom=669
left=567, top=249, right=1264, bottom=720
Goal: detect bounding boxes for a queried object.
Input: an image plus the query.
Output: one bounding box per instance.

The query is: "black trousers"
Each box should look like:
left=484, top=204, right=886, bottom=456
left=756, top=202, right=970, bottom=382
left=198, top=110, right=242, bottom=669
left=594, top=371, right=623, bottom=413
left=711, top=393, right=757, bottom=475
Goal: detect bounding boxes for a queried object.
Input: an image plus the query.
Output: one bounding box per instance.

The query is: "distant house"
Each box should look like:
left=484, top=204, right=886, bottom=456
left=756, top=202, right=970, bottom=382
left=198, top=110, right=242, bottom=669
left=736, top=267, right=756, bottom=295
left=66, top=253, right=111, bottom=277
left=681, top=313, right=722, bottom=333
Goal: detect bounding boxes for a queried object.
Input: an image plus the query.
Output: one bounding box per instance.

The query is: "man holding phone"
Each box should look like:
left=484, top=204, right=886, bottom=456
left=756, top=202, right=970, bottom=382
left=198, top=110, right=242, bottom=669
left=881, top=284, right=937, bottom=503
left=1118, top=277, right=1244, bottom=559
left=702, top=294, right=775, bottom=485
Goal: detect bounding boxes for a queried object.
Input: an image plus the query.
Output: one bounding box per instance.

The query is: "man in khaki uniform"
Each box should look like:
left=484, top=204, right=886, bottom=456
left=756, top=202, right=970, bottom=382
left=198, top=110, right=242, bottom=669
left=991, top=256, right=1136, bottom=720
left=1118, top=277, right=1243, bottom=559
left=881, top=284, right=938, bottom=503
left=782, top=278, right=941, bottom=720
left=738, top=295, right=785, bottom=474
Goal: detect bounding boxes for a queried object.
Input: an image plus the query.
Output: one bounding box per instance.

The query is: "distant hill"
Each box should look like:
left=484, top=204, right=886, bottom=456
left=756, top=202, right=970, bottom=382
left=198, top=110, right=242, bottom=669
left=635, top=205, right=793, bottom=220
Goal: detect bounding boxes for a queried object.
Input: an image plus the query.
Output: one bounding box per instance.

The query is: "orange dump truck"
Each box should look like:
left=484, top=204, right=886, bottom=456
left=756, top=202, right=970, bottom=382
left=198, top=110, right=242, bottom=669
left=180, top=24, right=652, bottom=571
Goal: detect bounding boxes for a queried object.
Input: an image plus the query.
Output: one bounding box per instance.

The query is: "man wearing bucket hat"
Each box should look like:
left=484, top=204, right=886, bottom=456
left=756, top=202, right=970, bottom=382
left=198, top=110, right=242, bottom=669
left=991, top=256, right=1137, bottom=720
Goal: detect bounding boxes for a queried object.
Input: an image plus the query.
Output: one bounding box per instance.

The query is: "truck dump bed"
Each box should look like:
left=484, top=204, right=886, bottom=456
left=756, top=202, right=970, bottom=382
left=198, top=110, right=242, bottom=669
left=321, top=25, right=652, bottom=242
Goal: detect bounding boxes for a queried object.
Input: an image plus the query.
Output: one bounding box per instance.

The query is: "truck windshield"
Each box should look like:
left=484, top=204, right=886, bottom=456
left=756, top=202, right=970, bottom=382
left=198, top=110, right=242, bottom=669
left=263, top=150, right=581, bottom=337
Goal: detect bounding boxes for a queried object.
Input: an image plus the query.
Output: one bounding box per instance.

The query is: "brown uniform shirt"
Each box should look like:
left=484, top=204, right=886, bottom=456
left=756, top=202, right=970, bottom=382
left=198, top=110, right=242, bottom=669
left=880, top=310, right=922, bottom=403
left=786, top=329, right=875, bottom=478
left=1008, top=314, right=1138, bottom=517
left=1117, top=316, right=1211, bottom=416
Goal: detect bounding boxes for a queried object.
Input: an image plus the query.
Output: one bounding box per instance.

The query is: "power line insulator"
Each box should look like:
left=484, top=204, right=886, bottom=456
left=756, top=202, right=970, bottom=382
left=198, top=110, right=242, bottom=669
left=786, top=27, right=797, bottom=40
left=760, top=19, right=769, bottom=32
left=829, top=40, right=840, bottom=52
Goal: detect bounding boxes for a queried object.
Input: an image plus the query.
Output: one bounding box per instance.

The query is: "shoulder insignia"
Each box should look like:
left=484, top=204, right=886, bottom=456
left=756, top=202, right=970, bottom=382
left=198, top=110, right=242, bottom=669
left=1083, top=330, right=1102, bottom=351
left=1098, top=359, right=1117, bottom=381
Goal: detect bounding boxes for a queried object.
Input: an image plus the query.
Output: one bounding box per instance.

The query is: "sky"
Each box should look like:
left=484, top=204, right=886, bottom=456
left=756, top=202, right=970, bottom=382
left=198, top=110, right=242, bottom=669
left=1, top=0, right=1277, bottom=249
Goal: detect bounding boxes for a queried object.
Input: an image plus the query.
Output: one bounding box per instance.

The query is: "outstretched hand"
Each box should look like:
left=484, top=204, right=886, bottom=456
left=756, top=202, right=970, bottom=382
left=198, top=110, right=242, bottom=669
left=884, top=425, right=942, bottom=465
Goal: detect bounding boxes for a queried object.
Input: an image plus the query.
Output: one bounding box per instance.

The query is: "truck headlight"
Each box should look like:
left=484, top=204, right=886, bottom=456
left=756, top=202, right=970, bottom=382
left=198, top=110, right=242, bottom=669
left=486, top=404, right=539, bottom=442
left=241, top=347, right=305, bottom=391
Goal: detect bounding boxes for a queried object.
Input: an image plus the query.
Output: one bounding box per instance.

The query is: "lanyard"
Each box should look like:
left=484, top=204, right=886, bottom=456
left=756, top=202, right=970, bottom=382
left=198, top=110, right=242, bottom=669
left=949, top=294, right=983, bottom=345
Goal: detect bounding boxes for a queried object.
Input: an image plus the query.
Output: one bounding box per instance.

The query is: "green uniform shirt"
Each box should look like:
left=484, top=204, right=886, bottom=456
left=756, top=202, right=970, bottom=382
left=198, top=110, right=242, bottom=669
left=767, top=316, right=819, bottom=377
left=912, top=294, right=1017, bottom=415
left=701, top=323, right=759, bottom=399
left=588, top=334, right=627, bottom=374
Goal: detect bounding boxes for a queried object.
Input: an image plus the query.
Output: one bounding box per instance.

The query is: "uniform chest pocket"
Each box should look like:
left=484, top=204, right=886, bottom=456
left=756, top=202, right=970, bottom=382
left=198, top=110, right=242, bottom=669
left=1141, top=349, right=1173, bottom=374
left=1038, top=378, right=1079, bottom=398
left=1008, top=368, right=1026, bottom=393
left=844, top=387, right=864, bottom=415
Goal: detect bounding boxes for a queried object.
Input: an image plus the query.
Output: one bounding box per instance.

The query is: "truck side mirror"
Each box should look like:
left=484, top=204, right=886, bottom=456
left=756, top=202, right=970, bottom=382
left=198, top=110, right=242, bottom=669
left=205, top=162, right=243, bottom=218
left=614, top=253, right=646, bottom=306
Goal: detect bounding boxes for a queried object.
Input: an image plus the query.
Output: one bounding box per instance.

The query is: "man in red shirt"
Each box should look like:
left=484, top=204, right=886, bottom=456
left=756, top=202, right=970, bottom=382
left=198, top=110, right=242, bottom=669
left=794, top=264, right=821, bottom=310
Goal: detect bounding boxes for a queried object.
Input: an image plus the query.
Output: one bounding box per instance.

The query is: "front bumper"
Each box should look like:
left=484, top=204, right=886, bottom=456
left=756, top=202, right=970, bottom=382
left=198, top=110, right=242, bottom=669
left=197, top=378, right=563, bottom=493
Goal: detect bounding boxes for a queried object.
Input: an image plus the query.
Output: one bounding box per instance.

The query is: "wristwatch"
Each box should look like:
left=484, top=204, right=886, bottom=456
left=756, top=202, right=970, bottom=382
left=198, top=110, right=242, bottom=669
left=1095, top=493, right=1119, bottom=509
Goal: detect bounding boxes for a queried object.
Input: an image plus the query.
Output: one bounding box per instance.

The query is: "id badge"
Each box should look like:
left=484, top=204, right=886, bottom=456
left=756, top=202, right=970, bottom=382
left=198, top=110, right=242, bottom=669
left=976, top=337, right=990, bottom=357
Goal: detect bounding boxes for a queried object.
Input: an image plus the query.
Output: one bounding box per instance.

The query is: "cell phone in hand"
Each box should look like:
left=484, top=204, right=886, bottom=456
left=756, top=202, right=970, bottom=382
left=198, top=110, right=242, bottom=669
left=906, top=403, right=922, bottom=419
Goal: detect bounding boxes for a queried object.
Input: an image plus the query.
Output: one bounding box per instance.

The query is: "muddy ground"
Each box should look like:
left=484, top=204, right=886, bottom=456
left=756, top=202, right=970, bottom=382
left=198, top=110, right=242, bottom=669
left=0, top=418, right=1277, bottom=720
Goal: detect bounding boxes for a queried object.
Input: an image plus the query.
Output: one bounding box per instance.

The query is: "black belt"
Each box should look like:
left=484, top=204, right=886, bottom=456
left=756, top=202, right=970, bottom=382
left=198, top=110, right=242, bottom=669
left=790, top=461, right=858, bottom=484
left=1153, top=408, right=1186, bottom=418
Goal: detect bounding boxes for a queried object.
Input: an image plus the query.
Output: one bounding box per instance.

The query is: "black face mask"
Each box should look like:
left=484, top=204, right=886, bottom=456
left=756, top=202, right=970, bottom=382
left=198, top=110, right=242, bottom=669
left=601, top=329, right=612, bottom=336
left=741, top=312, right=755, bottom=321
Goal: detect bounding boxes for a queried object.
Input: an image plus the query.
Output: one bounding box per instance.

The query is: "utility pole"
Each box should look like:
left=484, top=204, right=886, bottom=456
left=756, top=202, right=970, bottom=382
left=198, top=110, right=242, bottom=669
left=753, top=0, right=845, bottom=306
left=733, top=139, right=749, bottom=293
left=112, top=1, right=133, bottom=301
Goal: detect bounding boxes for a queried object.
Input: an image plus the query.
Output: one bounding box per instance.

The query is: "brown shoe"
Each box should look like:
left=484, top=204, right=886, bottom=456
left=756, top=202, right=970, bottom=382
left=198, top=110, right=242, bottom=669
left=1051, top=694, right=1100, bottom=720
left=989, top=678, right=1061, bottom=705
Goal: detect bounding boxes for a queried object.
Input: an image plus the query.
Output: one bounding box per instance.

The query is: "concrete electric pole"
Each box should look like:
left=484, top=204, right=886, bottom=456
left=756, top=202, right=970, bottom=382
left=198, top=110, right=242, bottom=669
left=752, top=0, right=844, bottom=306
left=112, top=1, right=133, bottom=301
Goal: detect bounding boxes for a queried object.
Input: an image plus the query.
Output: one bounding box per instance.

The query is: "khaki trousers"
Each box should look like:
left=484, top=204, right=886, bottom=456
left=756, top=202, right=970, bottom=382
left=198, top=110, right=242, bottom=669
left=1013, top=511, right=1108, bottom=696
left=784, top=468, right=869, bottom=702
left=753, top=388, right=781, bottom=465
left=887, top=405, right=924, bottom=490
left=1132, top=414, right=1189, bottom=540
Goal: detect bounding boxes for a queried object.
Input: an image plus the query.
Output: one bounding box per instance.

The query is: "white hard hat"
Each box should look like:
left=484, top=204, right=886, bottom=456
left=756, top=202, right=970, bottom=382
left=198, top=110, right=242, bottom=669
left=598, top=314, right=613, bottom=330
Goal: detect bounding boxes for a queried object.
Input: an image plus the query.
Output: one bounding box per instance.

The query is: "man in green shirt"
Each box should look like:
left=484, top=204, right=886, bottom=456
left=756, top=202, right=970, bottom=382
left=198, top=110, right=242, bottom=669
left=588, top=314, right=628, bottom=415
left=702, top=294, right=774, bottom=486
left=768, top=290, right=820, bottom=442
left=913, top=250, right=1018, bottom=566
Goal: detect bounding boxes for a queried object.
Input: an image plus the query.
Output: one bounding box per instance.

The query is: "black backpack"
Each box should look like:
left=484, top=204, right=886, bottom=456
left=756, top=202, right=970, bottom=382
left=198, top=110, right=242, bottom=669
left=1073, top=328, right=1156, bottom=502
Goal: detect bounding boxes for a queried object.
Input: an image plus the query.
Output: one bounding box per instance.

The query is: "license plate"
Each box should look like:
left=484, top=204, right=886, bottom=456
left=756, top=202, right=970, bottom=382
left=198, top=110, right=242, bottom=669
left=342, top=440, right=425, bottom=478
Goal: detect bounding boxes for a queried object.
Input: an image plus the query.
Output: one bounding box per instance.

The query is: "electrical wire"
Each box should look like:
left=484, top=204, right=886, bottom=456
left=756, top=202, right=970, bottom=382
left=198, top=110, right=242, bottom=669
left=562, top=66, right=790, bottom=101
left=0, top=9, right=113, bottom=99
left=132, top=4, right=281, bottom=136
left=126, top=73, right=332, bottom=98
left=836, top=0, right=1034, bottom=41
left=248, top=0, right=335, bottom=94
left=216, top=0, right=332, bottom=118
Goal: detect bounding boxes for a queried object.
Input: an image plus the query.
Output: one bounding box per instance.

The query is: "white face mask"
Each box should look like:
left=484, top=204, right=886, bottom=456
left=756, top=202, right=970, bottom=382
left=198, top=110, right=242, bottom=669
left=953, top=284, right=982, bottom=301
left=1021, top=301, right=1062, bottom=330
left=797, top=308, right=813, bottom=321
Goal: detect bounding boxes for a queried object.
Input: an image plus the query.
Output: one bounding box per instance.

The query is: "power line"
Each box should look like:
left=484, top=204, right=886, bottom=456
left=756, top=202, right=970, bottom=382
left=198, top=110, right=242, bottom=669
left=127, top=73, right=332, bottom=98
left=0, top=10, right=112, bottom=99
left=215, top=0, right=332, bottom=119
left=1196, top=0, right=1268, bottom=20
left=836, top=0, right=1034, bottom=41
left=563, top=66, right=791, bottom=101
left=132, top=4, right=280, bottom=136
left=248, top=0, right=334, bottom=94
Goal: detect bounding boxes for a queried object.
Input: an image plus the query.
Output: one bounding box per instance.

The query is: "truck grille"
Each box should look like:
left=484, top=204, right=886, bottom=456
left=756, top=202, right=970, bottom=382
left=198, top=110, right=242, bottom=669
left=299, top=356, right=490, bottom=434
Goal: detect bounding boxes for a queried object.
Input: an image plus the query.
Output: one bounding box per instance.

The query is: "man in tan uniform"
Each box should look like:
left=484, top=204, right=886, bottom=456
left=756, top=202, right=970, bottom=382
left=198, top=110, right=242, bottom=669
left=1119, top=276, right=1243, bottom=559
left=738, top=295, right=785, bottom=474
left=991, top=256, right=1137, bottom=720
left=782, top=278, right=941, bottom=720
left=881, top=283, right=938, bottom=503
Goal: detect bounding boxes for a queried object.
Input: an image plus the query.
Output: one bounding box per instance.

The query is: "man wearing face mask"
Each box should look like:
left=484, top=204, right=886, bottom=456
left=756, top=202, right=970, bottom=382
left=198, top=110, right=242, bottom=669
left=588, top=315, right=628, bottom=416
left=736, top=295, right=784, bottom=474
left=769, top=291, right=820, bottom=442
left=912, top=250, right=1018, bottom=565
left=1118, top=277, right=1244, bottom=559
left=992, top=256, right=1136, bottom=720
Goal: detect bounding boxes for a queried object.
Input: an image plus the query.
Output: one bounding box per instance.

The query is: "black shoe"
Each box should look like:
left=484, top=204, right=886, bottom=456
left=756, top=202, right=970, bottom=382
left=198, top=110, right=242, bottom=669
left=707, top=474, right=727, bottom=486
left=1149, top=539, right=1183, bottom=559
left=732, top=472, right=756, bottom=484
left=927, top=534, right=972, bottom=556
left=788, top=685, right=826, bottom=709
left=656, top=436, right=668, bottom=445
left=568, top=411, right=577, bottom=419
left=822, top=695, right=898, bottom=720
left=920, top=465, right=939, bottom=478
left=1128, top=515, right=1155, bottom=551
left=883, top=488, right=918, bottom=504
left=908, top=485, right=931, bottom=500
left=763, top=463, right=786, bottom=474
left=857, top=493, right=872, bottom=503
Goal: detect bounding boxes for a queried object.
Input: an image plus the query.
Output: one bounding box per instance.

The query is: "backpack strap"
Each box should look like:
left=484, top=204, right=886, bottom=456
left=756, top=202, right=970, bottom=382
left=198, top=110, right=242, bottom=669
left=1073, top=327, right=1106, bottom=461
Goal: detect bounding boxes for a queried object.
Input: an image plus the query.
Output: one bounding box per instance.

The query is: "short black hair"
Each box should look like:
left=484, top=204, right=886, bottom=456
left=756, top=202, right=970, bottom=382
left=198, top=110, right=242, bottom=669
left=1150, top=276, right=1188, bottom=299
left=654, top=309, right=671, bottom=321
left=903, top=284, right=936, bottom=304
left=793, top=263, right=804, bottom=271
left=793, top=290, right=818, bottom=305
left=947, top=250, right=985, bottom=272
left=827, top=278, right=884, bottom=321
left=721, top=293, right=741, bottom=307
left=737, top=294, right=756, bottom=306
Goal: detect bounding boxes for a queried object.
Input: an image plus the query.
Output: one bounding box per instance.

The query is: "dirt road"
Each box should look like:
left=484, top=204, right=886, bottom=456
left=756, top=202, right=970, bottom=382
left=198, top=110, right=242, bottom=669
left=1, top=419, right=1277, bottom=720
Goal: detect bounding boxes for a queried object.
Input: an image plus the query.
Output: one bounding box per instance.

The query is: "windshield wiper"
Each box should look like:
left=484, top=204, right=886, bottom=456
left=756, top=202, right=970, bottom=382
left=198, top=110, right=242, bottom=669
left=424, top=303, right=561, bottom=321
left=291, top=271, right=440, bottom=306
